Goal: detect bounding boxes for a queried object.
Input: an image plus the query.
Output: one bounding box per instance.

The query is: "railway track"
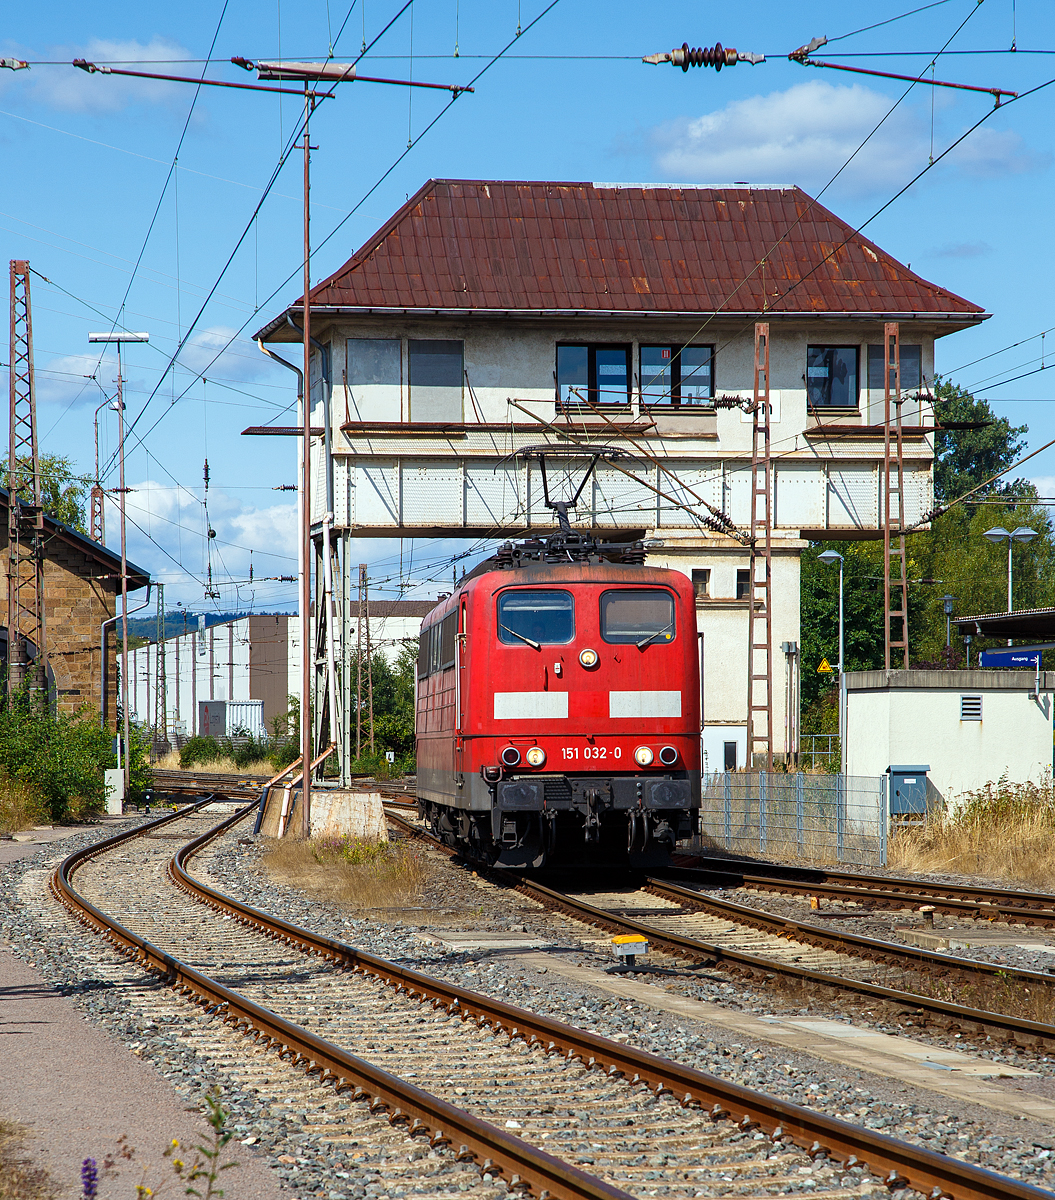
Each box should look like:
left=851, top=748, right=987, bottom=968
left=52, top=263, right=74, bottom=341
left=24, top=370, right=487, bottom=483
left=151, top=767, right=268, bottom=801
left=387, top=811, right=1055, bottom=1052
left=670, top=858, right=1055, bottom=929
left=46, top=802, right=1052, bottom=1200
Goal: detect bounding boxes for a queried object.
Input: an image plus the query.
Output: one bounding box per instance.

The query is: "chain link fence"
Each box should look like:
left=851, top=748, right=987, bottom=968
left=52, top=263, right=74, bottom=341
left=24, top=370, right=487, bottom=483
left=694, top=771, right=888, bottom=867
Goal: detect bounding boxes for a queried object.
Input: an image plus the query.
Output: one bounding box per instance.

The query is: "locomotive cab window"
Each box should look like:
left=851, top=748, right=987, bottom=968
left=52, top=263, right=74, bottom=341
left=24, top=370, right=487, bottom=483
left=498, top=590, right=574, bottom=645
left=601, top=590, right=675, bottom=645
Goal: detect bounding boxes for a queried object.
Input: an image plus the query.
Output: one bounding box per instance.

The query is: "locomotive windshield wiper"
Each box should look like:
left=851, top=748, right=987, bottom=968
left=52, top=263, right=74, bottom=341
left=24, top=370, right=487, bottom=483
left=636, top=621, right=674, bottom=650
left=499, top=623, right=542, bottom=650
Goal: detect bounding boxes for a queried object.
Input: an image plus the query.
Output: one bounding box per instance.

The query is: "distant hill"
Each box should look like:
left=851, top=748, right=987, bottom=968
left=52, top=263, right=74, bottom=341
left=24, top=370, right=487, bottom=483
left=125, top=610, right=295, bottom=643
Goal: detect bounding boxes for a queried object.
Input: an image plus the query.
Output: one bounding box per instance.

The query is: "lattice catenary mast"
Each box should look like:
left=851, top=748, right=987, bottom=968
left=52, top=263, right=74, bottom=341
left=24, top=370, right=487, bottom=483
left=746, top=321, right=773, bottom=771
left=6, top=260, right=46, bottom=696
left=883, top=322, right=909, bottom=669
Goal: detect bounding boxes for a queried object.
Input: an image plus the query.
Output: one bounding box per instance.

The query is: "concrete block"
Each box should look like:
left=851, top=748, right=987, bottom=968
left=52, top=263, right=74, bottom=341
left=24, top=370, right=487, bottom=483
left=259, top=784, right=388, bottom=842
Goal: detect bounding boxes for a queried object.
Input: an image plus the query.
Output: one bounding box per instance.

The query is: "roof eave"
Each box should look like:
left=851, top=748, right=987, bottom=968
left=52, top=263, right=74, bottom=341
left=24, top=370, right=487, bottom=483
left=256, top=305, right=989, bottom=341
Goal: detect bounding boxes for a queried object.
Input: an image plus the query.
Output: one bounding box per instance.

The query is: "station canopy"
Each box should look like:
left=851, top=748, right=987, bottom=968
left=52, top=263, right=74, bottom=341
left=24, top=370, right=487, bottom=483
left=954, top=608, right=1055, bottom=641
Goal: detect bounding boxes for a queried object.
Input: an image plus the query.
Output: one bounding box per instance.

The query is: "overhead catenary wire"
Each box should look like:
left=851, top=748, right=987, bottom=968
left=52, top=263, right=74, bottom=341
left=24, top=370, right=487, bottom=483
left=104, top=0, right=563, bottom=463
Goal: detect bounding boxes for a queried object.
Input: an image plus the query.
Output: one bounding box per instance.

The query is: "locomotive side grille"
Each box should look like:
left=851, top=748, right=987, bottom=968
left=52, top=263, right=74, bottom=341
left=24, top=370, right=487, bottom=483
left=544, top=776, right=573, bottom=805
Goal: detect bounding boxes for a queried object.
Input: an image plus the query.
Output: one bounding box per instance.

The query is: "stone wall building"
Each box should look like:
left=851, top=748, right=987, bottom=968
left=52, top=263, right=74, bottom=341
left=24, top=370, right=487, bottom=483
left=0, top=488, right=151, bottom=721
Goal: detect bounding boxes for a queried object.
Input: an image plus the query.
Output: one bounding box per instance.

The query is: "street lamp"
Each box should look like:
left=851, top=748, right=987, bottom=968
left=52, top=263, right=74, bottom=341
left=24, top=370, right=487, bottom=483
left=942, top=594, right=955, bottom=667
left=983, top=525, right=1037, bottom=644
left=88, top=330, right=149, bottom=795
left=817, top=550, right=844, bottom=674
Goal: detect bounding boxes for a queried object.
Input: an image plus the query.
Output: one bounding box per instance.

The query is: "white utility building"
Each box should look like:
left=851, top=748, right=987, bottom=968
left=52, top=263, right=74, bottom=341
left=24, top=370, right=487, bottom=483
left=844, top=669, right=1054, bottom=805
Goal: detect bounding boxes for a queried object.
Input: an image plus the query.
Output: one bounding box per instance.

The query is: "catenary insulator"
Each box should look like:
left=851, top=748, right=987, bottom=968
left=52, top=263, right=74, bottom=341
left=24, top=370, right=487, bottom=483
left=643, top=44, right=764, bottom=69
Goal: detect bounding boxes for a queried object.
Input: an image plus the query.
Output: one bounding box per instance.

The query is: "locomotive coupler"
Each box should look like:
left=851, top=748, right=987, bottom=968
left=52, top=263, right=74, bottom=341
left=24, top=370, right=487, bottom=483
left=578, top=781, right=612, bottom=843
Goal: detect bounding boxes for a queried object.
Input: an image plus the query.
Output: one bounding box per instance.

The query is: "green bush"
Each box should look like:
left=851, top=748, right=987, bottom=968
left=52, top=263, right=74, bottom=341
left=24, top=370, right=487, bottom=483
left=0, top=691, right=149, bottom=820
left=179, top=735, right=222, bottom=768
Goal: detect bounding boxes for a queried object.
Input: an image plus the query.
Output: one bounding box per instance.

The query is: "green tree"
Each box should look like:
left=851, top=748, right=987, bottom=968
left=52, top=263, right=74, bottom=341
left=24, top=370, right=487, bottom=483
left=10, top=453, right=91, bottom=532
left=800, top=380, right=1054, bottom=710
left=932, top=380, right=1028, bottom=505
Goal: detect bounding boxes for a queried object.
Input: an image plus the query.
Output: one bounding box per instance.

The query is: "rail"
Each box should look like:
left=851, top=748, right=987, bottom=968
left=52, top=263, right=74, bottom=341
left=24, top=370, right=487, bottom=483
left=48, top=802, right=1055, bottom=1200
left=390, top=809, right=1055, bottom=1050
left=671, top=857, right=1055, bottom=926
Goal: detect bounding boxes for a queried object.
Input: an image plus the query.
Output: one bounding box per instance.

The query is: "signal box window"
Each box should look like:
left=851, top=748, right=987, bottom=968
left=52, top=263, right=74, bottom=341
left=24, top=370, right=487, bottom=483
left=867, top=344, right=922, bottom=393
left=691, top=569, right=710, bottom=599
left=640, top=344, right=714, bottom=405
left=736, top=569, right=751, bottom=600
left=409, top=339, right=463, bottom=422
left=601, top=590, right=675, bottom=645
left=556, top=344, right=631, bottom=408
left=806, top=346, right=859, bottom=408
left=498, top=590, right=574, bottom=645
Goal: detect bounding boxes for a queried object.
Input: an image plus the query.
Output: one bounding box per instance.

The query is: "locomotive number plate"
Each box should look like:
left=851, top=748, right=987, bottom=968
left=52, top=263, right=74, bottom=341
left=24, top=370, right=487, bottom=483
left=562, top=746, right=622, bottom=760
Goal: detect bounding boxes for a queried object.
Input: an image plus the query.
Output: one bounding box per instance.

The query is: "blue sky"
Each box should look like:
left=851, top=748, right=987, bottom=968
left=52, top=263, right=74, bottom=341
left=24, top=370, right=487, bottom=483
left=2, top=0, right=1053, bottom=611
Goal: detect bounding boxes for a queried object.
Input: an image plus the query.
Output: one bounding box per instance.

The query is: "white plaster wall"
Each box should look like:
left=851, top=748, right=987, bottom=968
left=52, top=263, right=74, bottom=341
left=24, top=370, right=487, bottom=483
left=651, top=548, right=800, bottom=761
left=846, top=686, right=1054, bottom=801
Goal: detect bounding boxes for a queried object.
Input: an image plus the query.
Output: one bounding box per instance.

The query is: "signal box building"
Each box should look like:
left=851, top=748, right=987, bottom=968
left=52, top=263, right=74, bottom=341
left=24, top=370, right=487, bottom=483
left=0, top=487, right=150, bottom=720
left=252, top=180, right=986, bottom=770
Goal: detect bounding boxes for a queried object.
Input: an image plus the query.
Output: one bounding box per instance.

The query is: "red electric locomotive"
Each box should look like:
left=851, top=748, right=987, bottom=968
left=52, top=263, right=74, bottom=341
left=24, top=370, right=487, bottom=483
left=416, top=532, right=701, bottom=868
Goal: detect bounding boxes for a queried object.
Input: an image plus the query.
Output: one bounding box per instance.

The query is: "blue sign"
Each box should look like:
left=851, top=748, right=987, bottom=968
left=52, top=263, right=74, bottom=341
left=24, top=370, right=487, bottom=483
left=979, top=649, right=1041, bottom=668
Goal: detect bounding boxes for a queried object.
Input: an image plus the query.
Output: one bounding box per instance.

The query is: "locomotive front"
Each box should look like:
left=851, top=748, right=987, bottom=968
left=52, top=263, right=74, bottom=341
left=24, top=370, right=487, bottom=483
left=417, top=536, right=701, bottom=868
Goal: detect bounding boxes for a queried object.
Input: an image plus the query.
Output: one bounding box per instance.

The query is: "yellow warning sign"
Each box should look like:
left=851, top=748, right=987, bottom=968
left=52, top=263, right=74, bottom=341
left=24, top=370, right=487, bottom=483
left=817, top=658, right=834, bottom=674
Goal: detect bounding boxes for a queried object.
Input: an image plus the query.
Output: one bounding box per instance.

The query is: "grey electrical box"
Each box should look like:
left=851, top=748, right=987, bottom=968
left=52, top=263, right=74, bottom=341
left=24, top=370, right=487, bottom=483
left=887, top=764, right=930, bottom=818
left=198, top=700, right=226, bottom=738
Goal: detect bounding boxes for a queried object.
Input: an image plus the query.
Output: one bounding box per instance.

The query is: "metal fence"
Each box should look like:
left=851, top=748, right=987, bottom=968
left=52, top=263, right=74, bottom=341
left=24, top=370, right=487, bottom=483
left=695, top=771, right=888, bottom=868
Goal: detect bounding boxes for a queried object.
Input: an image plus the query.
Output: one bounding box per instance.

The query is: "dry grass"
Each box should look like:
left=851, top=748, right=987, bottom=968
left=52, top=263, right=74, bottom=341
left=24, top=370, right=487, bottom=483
left=0, top=775, right=45, bottom=835
left=890, top=776, right=1055, bottom=888
left=155, top=749, right=275, bottom=776
left=260, top=835, right=432, bottom=911
left=0, top=1120, right=59, bottom=1200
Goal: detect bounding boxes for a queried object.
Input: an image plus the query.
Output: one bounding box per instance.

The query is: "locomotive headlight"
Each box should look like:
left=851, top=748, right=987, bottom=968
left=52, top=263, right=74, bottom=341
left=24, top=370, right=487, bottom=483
left=525, top=746, right=546, bottom=767
left=501, top=746, right=521, bottom=767
left=659, top=745, right=679, bottom=765
left=634, top=745, right=654, bottom=766
left=579, top=647, right=599, bottom=668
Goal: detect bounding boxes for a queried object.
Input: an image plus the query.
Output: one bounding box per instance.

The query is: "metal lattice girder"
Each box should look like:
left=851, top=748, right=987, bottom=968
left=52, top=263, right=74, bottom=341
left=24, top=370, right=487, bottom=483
left=746, top=322, right=773, bottom=771
left=883, top=322, right=909, bottom=669
left=7, top=260, right=45, bottom=694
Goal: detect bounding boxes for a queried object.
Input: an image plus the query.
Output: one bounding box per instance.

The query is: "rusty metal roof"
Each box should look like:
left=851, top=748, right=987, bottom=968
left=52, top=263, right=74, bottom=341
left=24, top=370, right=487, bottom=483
left=258, top=179, right=985, bottom=336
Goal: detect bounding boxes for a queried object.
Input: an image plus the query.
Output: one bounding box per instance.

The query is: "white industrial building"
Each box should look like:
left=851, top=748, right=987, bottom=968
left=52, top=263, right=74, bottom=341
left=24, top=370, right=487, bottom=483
left=126, top=602, right=431, bottom=742
left=844, top=669, right=1054, bottom=805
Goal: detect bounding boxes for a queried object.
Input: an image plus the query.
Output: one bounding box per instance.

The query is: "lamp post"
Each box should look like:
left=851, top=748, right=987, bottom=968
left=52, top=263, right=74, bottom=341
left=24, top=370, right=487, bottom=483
left=817, top=549, right=845, bottom=771
left=983, top=525, right=1037, bottom=645
left=942, top=594, right=955, bottom=667
left=88, top=331, right=149, bottom=794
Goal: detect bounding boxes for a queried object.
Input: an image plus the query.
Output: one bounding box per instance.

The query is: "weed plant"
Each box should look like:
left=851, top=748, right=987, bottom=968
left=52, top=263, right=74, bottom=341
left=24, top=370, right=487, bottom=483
left=262, top=834, right=429, bottom=910
left=0, top=690, right=149, bottom=820
left=0, top=1120, right=59, bottom=1200
left=891, top=774, right=1055, bottom=886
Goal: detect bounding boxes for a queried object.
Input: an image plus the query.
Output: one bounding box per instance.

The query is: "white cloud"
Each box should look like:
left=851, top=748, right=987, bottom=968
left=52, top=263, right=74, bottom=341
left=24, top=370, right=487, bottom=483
left=113, top=479, right=299, bottom=607
left=931, top=241, right=993, bottom=259
left=1029, top=476, right=1055, bottom=499
left=4, top=37, right=192, bottom=114
left=651, top=81, right=922, bottom=197
left=176, top=326, right=286, bottom=384
left=36, top=351, right=117, bottom=406
left=649, top=80, right=1048, bottom=198
left=944, top=125, right=1050, bottom=178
